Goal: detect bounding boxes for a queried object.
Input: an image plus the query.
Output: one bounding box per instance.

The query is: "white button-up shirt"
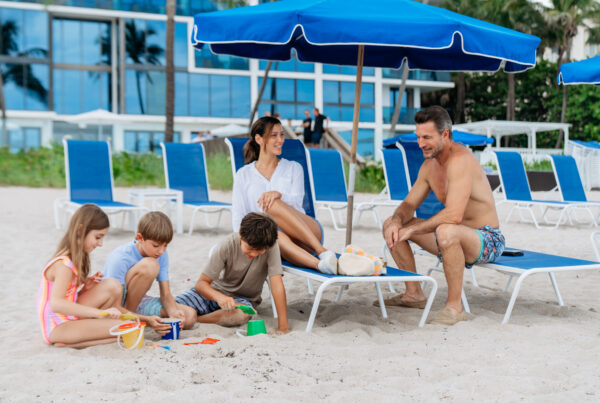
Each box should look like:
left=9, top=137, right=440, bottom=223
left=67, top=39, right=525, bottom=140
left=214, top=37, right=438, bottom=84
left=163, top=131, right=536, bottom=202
left=232, top=159, right=305, bottom=231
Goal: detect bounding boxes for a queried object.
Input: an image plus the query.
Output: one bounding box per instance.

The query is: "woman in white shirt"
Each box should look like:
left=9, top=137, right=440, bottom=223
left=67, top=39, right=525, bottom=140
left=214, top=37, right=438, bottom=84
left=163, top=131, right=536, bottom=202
left=232, top=116, right=338, bottom=274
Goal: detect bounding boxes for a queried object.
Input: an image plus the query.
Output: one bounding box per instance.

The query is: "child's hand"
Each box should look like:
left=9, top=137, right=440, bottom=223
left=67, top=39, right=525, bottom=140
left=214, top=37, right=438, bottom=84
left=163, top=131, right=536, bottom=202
left=146, top=316, right=171, bottom=336
left=170, top=309, right=186, bottom=328
left=216, top=295, right=236, bottom=312
left=98, top=307, right=121, bottom=319
left=83, top=272, right=103, bottom=291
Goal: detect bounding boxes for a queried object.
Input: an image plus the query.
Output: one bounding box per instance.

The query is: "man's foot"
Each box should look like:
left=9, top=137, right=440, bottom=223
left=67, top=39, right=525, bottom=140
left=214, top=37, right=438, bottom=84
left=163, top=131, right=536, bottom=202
left=317, top=250, right=338, bottom=275
left=429, top=307, right=467, bottom=325
left=373, top=293, right=427, bottom=309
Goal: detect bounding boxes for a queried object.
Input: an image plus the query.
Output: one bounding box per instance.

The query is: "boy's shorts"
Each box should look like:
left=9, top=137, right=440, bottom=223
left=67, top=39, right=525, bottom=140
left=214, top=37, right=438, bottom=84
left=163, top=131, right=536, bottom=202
left=175, top=288, right=252, bottom=316
left=136, top=296, right=163, bottom=317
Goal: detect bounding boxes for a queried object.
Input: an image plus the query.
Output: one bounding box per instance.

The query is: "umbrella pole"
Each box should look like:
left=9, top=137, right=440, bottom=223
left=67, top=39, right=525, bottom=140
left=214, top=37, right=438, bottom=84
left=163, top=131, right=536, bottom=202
left=345, top=45, right=364, bottom=246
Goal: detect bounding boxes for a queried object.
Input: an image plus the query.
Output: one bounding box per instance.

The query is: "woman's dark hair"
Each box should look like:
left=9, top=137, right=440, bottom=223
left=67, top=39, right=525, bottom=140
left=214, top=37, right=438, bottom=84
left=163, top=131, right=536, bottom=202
left=243, top=116, right=281, bottom=164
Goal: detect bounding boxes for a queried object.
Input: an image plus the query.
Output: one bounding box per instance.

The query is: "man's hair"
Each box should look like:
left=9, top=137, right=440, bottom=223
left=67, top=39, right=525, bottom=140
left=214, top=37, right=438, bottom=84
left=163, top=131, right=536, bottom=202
left=414, top=106, right=453, bottom=139
left=239, top=212, right=278, bottom=250
left=137, top=211, right=173, bottom=244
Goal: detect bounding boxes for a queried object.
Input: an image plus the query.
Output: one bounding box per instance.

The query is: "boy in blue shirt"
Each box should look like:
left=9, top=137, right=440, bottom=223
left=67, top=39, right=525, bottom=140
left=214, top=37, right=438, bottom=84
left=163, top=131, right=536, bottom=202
left=104, top=211, right=196, bottom=335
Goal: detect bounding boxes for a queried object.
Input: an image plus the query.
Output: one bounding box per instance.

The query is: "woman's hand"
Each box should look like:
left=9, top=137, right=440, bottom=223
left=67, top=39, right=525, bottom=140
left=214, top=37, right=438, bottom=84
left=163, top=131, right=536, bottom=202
left=82, top=271, right=103, bottom=292
left=257, top=191, right=282, bottom=211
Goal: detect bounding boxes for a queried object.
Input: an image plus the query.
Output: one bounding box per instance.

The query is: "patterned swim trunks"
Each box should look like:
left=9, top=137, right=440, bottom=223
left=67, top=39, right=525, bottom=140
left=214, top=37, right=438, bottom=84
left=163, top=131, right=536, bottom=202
left=175, top=288, right=253, bottom=316
left=435, top=225, right=505, bottom=269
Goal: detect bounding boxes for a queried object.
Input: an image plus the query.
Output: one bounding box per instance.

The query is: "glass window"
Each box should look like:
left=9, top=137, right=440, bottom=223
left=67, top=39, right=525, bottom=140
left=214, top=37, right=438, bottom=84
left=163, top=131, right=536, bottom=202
left=323, top=81, right=338, bottom=104
left=323, top=64, right=374, bottom=76
left=125, top=19, right=165, bottom=66
left=54, top=69, right=81, bottom=114
left=9, top=127, right=41, bottom=153
left=125, top=70, right=146, bottom=114
left=53, top=18, right=109, bottom=66
left=124, top=130, right=181, bottom=153
left=146, top=20, right=166, bottom=66
left=323, top=80, right=374, bottom=122
left=231, top=76, right=250, bottom=118
left=175, top=72, right=189, bottom=116
left=1, top=63, right=52, bottom=111
left=146, top=71, right=166, bottom=115
left=338, top=128, right=374, bottom=157
left=174, top=22, right=188, bottom=67
left=189, top=73, right=209, bottom=116
left=1, top=9, right=48, bottom=58
left=297, top=80, right=314, bottom=103
left=209, top=75, right=230, bottom=117
left=276, top=79, right=295, bottom=102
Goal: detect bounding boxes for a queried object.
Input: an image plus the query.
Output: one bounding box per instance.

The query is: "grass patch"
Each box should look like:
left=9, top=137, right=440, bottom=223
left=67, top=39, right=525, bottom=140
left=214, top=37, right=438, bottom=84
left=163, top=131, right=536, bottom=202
left=0, top=144, right=234, bottom=189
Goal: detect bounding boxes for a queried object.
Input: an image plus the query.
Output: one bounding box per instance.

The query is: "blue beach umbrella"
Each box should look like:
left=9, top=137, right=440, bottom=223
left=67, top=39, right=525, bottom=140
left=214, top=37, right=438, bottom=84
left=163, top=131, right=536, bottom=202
left=558, top=56, right=600, bottom=85
left=192, top=0, right=540, bottom=243
left=383, top=130, right=494, bottom=148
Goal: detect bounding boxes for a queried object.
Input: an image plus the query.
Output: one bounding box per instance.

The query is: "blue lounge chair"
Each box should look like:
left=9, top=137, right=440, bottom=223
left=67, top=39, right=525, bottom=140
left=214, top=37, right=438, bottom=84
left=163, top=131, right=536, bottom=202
left=54, top=140, right=147, bottom=231
left=493, top=151, right=585, bottom=229
left=307, top=148, right=348, bottom=231
left=354, top=147, right=411, bottom=228
left=160, top=142, right=231, bottom=235
left=547, top=154, right=599, bottom=226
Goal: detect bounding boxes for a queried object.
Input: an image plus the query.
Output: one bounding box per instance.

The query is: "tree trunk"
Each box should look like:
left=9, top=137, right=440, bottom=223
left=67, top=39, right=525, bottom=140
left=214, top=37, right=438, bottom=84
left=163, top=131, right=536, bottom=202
left=506, top=73, right=515, bottom=121
left=0, top=69, right=7, bottom=147
left=555, top=84, right=568, bottom=148
left=164, top=0, right=175, bottom=143
left=249, top=61, right=272, bottom=128
left=455, top=72, right=465, bottom=124
left=389, top=62, right=409, bottom=134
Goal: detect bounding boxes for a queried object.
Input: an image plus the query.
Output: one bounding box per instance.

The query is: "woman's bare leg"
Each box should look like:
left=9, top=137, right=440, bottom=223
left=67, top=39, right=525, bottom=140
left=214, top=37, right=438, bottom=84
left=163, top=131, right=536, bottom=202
left=278, top=231, right=319, bottom=269
left=265, top=199, right=325, bottom=255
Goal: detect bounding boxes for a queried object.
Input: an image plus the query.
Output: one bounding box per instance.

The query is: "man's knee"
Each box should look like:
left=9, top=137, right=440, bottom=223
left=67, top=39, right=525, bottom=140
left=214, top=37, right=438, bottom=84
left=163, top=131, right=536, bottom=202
left=435, top=224, right=460, bottom=249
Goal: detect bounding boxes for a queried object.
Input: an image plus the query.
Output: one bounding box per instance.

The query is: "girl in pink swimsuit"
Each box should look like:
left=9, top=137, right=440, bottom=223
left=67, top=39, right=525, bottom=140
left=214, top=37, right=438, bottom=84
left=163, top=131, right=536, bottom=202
left=37, top=204, right=123, bottom=348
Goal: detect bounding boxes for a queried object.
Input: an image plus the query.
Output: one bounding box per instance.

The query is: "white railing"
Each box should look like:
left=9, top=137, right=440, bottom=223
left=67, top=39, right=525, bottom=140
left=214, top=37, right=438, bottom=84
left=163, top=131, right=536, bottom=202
left=477, top=147, right=563, bottom=166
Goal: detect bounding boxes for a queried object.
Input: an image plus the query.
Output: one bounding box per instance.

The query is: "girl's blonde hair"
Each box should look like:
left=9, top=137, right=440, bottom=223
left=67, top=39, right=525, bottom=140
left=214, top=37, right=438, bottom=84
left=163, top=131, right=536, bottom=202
left=54, top=204, right=109, bottom=284
left=243, top=116, right=282, bottom=164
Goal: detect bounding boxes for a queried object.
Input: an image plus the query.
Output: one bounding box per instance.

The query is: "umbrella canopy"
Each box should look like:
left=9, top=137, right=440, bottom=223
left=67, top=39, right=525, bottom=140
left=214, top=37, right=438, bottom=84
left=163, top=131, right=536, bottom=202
left=558, top=56, right=600, bottom=85
left=383, top=130, right=494, bottom=148
left=192, top=0, right=540, bottom=72
left=192, top=0, right=540, bottom=243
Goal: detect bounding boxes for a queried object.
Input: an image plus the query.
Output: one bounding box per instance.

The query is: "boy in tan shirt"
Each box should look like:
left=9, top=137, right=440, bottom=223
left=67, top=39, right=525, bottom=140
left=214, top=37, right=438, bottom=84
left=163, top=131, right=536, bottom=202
left=175, top=212, right=290, bottom=333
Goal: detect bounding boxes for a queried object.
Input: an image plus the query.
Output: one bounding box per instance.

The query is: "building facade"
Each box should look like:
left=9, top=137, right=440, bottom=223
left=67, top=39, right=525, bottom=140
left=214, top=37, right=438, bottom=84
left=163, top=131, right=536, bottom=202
left=0, top=0, right=453, bottom=157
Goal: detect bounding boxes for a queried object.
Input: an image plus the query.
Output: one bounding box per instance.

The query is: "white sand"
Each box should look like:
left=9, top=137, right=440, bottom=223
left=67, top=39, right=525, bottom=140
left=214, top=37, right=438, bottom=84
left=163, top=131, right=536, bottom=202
left=1, top=186, right=599, bottom=401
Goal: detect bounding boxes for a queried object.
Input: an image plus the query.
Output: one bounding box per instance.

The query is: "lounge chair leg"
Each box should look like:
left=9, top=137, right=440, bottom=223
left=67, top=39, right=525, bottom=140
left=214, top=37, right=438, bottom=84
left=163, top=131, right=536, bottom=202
left=504, top=275, right=514, bottom=292
left=502, top=272, right=531, bottom=324
left=307, top=278, right=314, bottom=295
left=374, top=282, right=388, bottom=319
left=305, top=282, right=328, bottom=332
left=388, top=282, right=396, bottom=293
left=419, top=278, right=438, bottom=327
left=470, top=267, right=479, bottom=287
left=548, top=272, right=564, bottom=306
left=335, top=285, right=345, bottom=301
left=461, top=287, right=470, bottom=314
left=188, top=209, right=199, bottom=235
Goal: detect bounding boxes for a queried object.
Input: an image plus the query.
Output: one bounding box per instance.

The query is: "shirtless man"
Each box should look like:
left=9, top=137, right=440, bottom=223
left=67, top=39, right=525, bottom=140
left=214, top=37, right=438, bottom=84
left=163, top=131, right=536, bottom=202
left=382, top=106, right=505, bottom=325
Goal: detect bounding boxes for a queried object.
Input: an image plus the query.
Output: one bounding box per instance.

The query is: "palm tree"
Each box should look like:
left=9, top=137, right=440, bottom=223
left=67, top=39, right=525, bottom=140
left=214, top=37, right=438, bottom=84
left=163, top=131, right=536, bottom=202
left=165, top=0, right=175, bottom=143
left=0, top=19, right=48, bottom=146
left=543, top=0, right=600, bottom=147
left=125, top=20, right=164, bottom=114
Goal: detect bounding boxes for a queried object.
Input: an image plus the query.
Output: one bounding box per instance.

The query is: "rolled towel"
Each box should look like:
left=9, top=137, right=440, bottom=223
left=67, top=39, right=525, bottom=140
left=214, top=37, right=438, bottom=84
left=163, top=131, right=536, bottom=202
left=317, top=250, right=338, bottom=275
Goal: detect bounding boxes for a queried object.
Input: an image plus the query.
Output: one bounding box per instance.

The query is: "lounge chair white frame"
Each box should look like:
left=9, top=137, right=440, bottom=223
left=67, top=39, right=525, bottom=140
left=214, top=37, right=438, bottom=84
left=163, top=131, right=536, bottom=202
left=306, top=148, right=348, bottom=231
left=592, top=231, right=600, bottom=261
left=282, top=262, right=438, bottom=332
left=54, top=139, right=147, bottom=231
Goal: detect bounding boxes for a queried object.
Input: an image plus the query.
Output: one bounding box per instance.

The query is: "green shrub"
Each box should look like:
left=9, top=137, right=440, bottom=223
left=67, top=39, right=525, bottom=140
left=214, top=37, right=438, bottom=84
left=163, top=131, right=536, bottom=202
left=0, top=143, right=65, bottom=187
left=206, top=153, right=233, bottom=190
left=344, top=159, right=386, bottom=194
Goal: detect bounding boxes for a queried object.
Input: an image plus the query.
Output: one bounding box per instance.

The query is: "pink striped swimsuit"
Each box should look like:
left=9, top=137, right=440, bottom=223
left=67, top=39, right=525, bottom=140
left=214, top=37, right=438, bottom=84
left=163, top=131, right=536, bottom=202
left=37, top=256, right=80, bottom=344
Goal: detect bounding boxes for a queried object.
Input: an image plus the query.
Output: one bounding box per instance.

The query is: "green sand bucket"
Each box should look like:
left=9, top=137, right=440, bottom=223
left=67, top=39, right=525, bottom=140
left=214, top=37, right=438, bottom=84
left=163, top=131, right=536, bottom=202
left=236, top=319, right=267, bottom=337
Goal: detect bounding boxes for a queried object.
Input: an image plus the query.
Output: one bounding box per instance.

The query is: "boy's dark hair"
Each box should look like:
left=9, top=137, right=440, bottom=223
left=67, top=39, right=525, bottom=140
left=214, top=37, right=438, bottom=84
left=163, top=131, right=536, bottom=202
left=239, top=212, right=278, bottom=250
left=137, top=211, right=174, bottom=244
left=414, top=105, right=453, bottom=140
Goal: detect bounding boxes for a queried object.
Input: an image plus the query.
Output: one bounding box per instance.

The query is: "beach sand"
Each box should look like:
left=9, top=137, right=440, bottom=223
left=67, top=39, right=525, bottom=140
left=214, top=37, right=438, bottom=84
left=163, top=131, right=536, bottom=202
left=1, top=186, right=599, bottom=401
